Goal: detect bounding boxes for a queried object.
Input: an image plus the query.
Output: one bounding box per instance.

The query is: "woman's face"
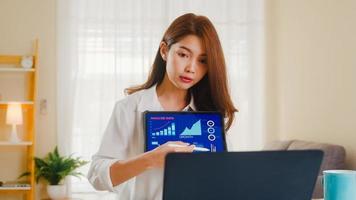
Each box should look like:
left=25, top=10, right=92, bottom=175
left=161, top=35, right=208, bottom=90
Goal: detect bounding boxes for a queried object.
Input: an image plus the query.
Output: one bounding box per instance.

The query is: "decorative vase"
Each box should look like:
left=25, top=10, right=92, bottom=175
left=47, top=184, right=67, bottom=199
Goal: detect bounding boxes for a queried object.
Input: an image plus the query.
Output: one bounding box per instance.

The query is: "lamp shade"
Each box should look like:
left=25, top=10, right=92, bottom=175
left=6, top=103, right=23, bottom=125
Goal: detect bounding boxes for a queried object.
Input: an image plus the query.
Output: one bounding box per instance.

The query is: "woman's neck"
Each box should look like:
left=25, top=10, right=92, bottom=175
left=156, top=76, right=189, bottom=111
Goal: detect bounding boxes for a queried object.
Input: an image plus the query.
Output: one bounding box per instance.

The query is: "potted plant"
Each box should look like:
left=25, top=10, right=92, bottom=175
left=20, top=146, right=88, bottom=199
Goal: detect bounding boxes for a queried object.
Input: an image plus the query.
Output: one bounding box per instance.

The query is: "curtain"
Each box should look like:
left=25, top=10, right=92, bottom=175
left=57, top=0, right=264, bottom=196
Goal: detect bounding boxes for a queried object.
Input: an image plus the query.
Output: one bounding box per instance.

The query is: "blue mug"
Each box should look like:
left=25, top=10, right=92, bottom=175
left=323, top=170, right=356, bottom=200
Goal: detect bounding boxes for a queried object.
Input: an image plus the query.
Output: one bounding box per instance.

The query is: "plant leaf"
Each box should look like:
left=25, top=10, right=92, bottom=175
left=18, top=171, right=31, bottom=179
left=33, top=146, right=89, bottom=185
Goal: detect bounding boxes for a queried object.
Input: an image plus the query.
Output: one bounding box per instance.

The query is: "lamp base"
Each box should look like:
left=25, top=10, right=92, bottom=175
left=9, top=124, right=21, bottom=143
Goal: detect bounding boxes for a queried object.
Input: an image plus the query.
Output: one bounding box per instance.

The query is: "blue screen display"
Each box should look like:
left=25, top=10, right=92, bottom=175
left=144, top=112, right=226, bottom=152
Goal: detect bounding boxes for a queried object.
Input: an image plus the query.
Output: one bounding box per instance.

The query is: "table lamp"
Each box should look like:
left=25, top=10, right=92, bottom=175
left=6, top=103, right=23, bottom=143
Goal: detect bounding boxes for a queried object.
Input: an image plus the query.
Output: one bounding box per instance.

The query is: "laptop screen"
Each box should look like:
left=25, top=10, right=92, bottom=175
left=144, top=111, right=226, bottom=152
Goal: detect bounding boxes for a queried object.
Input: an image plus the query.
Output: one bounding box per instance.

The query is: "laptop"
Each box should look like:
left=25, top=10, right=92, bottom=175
left=163, top=150, right=323, bottom=200
left=144, top=111, right=227, bottom=152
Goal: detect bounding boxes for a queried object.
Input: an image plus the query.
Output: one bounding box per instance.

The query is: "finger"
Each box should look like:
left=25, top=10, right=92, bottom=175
left=187, top=145, right=195, bottom=152
left=172, top=141, right=190, bottom=146
left=165, top=141, right=180, bottom=145
left=174, top=145, right=195, bottom=152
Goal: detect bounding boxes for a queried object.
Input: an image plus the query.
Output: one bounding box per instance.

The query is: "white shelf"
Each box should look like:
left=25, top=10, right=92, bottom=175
left=0, top=101, right=34, bottom=105
left=0, top=141, right=33, bottom=146
left=0, top=68, right=35, bottom=72
left=0, top=187, right=31, bottom=191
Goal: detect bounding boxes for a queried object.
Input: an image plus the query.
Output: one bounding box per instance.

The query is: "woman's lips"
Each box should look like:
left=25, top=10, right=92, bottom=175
left=179, top=76, right=193, bottom=83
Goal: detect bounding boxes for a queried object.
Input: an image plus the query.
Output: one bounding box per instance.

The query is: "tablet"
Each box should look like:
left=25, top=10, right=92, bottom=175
left=144, top=111, right=227, bottom=152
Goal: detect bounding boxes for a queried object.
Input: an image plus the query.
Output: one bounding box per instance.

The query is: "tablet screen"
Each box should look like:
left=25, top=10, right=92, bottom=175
left=144, top=111, right=226, bottom=152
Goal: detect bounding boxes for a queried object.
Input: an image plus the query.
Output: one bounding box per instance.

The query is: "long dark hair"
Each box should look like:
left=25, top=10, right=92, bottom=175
left=125, top=13, right=238, bottom=130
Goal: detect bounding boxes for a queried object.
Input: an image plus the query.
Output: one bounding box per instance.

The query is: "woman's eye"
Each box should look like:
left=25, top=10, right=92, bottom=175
left=200, top=59, right=207, bottom=64
left=178, top=52, right=188, bottom=58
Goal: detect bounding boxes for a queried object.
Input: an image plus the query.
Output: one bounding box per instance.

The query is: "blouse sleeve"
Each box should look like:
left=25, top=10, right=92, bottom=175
left=87, top=101, right=130, bottom=192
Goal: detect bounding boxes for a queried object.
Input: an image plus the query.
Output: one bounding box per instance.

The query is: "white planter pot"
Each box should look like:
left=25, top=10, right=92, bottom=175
left=47, top=184, right=67, bottom=199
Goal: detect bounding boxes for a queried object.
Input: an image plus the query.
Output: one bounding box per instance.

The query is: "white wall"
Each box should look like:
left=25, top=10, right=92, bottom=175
left=266, top=0, right=356, bottom=168
left=0, top=0, right=57, bottom=199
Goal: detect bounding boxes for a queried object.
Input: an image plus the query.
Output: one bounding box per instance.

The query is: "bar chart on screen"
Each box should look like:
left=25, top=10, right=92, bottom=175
left=152, top=122, right=176, bottom=136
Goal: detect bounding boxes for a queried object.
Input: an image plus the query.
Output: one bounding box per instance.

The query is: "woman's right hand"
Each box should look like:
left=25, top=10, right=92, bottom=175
left=145, top=141, right=195, bottom=169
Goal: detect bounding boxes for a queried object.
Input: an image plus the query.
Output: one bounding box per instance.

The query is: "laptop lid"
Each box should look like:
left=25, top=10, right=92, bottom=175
left=144, top=111, right=227, bottom=152
left=163, top=150, right=323, bottom=200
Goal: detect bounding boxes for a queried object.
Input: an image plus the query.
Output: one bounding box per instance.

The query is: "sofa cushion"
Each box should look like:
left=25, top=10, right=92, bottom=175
left=263, top=140, right=293, bottom=150
left=287, top=140, right=346, bottom=173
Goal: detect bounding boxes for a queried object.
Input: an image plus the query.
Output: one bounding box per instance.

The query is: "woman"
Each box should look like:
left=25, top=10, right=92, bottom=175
left=88, top=13, right=237, bottom=200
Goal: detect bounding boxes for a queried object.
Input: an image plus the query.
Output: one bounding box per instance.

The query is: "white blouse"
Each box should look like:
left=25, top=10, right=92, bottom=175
left=87, top=85, right=197, bottom=200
